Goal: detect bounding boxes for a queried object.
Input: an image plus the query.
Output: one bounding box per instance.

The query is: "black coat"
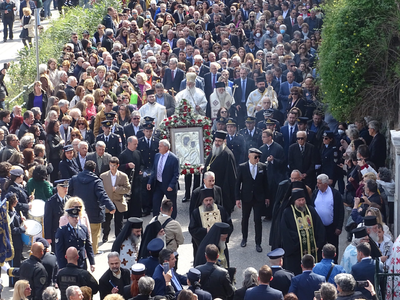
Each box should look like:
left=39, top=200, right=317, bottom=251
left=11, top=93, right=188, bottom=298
left=41, top=252, right=58, bottom=287
left=189, top=185, right=223, bottom=216
left=96, top=132, right=122, bottom=157
left=124, top=123, right=144, bottom=141
left=19, top=255, right=48, bottom=300
left=46, top=133, right=64, bottom=160
left=99, top=124, right=126, bottom=150
left=9, top=209, right=25, bottom=250
left=233, top=78, right=256, bottom=107
left=260, top=141, right=286, bottom=197
left=188, top=286, right=213, bottom=300
left=369, top=132, right=386, bottom=169
left=270, top=266, right=294, bottom=295
left=99, top=268, right=131, bottom=300
left=7, top=182, right=29, bottom=215
left=68, top=170, right=115, bottom=223
left=239, top=127, right=263, bottom=151
left=17, top=122, right=30, bottom=139
left=27, top=90, right=48, bottom=123
left=226, top=133, right=246, bottom=167
left=235, top=161, right=269, bottom=202
left=82, top=129, right=96, bottom=151
left=137, top=136, right=159, bottom=173
left=44, top=194, right=70, bottom=244
left=59, top=158, right=80, bottom=179
left=288, top=142, right=317, bottom=188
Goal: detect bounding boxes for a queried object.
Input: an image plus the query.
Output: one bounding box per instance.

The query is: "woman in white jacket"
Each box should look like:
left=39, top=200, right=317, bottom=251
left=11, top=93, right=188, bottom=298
left=20, top=7, right=34, bottom=48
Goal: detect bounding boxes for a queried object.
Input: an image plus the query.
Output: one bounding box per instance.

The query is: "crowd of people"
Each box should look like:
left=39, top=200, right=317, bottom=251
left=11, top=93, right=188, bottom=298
left=0, top=0, right=397, bottom=299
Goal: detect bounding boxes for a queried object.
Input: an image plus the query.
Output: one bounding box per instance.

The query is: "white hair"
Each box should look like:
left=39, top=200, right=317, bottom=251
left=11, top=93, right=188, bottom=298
left=159, top=139, right=170, bottom=149
left=78, top=141, right=88, bottom=149
left=317, top=174, right=330, bottom=184
left=39, top=64, right=48, bottom=75
left=96, top=141, right=106, bottom=148
left=67, top=76, right=77, bottom=85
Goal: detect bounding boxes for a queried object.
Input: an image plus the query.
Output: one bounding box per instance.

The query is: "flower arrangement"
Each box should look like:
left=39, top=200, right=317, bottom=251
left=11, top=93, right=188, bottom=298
left=159, top=99, right=213, bottom=175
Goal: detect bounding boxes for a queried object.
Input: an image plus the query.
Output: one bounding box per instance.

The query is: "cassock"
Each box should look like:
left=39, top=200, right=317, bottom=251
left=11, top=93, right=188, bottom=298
left=111, top=217, right=143, bottom=270
left=280, top=190, right=325, bottom=275
left=246, top=87, right=278, bottom=117
left=209, top=90, right=233, bottom=120
left=138, top=102, right=167, bottom=129
left=175, top=87, right=208, bottom=116
left=203, top=146, right=237, bottom=213
left=189, top=185, right=223, bottom=216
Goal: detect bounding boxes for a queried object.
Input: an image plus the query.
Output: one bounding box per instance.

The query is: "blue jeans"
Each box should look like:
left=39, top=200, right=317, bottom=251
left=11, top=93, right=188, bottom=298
left=43, top=0, right=51, bottom=17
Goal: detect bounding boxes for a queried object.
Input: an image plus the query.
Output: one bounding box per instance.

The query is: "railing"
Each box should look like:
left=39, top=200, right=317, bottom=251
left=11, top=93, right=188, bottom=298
left=5, top=82, right=35, bottom=110
left=374, top=258, right=400, bottom=300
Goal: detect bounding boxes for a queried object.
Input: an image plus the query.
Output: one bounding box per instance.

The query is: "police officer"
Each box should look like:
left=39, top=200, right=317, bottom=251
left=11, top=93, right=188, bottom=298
left=137, top=122, right=159, bottom=216
left=267, top=248, right=294, bottom=295
left=138, top=238, right=164, bottom=276
left=57, top=246, right=99, bottom=300
left=98, top=111, right=126, bottom=150
left=96, top=120, right=122, bottom=157
left=239, top=116, right=262, bottom=152
left=226, top=118, right=246, bottom=166
left=55, top=208, right=95, bottom=272
left=320, top=131, right=340, bottom=185
left=35, top=237, right=58, bottom=287
left=212, top=117, right=227, bottom=136
left=44, top=179, right=70, bottom=248
left=265, top=119, right=284, bottom=148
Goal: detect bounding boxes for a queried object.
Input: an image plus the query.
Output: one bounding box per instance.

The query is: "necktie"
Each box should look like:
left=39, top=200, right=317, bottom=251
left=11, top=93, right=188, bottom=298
left=241, top=80, right=246, bottom=102
left=212, top=74, right=216, bottom=89
left=147, top=138, right=150, bottom=148
left=289, top=83, right=292, bottom=90
left=158, top=154, right=164, bottom=179
left=252, top=164, right=256, bottom=179
left=98, top=156, right=103, bottom=171
left=105, top=136, right=108, bottom=143
left=290, top=127, right=293, bottom=142
left=300, top=145, right=304, bottom=153
left=171, top=70, right=175, bottom=81
left=292, top=18, right=294, bottom=26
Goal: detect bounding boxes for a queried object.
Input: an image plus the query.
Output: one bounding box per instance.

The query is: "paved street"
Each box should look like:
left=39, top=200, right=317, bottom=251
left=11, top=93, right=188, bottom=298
left=0, top=175, right=350, bottom=300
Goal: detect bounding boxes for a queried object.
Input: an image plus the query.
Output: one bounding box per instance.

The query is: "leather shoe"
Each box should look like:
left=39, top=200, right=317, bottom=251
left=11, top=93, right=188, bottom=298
left=182, top=197, right=189, bottom=203
left=102, top=238, right=108, bottom=243
left=256, top=244, right=263, bottom=252
left=240, top=239, right=247, bottom=247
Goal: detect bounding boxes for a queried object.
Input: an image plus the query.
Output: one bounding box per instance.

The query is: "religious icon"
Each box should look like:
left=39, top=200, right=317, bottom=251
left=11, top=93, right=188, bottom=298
left=170, top=127, right=204, bottom=165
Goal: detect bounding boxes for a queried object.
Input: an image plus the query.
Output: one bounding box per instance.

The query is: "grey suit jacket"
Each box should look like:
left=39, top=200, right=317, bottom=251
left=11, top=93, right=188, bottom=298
left=86, top=152, right=112, bottom=175
left=156, top=93, right=176, bottom=117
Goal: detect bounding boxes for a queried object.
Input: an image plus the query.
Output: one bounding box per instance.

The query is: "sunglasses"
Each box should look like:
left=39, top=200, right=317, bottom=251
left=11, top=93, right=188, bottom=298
left=323, top=137, right=330, bottom=140
left=132, top=117, right=140, bottom=120
left=78, top=123, right=85, bottom=125
left=255, top=63, right=262, bottom=65
left=71, top=134, right=77, bottom=137
left=254, top=156, right=260, bottom=159
left=297, top=137, right=304, bottom=140
left=290, top=65, right=296, bottom=67
left=357, top=158, right=363, bottom=161
left=100, top=95, right=106, bottom=97
left=291, top=92, right=298, bottom=95
left=122, top=86, right=129, bottom=88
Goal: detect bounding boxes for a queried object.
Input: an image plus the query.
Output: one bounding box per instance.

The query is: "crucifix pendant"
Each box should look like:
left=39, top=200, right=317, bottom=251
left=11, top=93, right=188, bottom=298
left=206, top=165, right=210, bottom=171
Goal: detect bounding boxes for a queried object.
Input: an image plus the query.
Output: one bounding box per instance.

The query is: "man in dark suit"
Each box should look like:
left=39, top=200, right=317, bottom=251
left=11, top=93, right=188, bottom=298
left=124, top=112, right=144, bottom=141
left=97, top=111, right=126, bottom=151
left=194, top=55, right=210, bottom=78
left=76, top=141, right=88, bottom=171
left=235, top=148, right=269, bottom=252
left=98, top=252, right=131, bottom=300
left=147, top=139, right=179, bottom=219
left=244, top=265, right=284, bottom=300
left=233, top=67, right=256, bottom=128
left=312, top=174, right=344, bottom=262
left=284, top=9, right=298, bottom=37
left=351, top=242, right=381, bottom=299
left=226, top=118, right=246, bottom=167
left=162, top=58, right=185, bottom=95
left=288, top=255, right=325, bottom=300
left=86, top=141, right=112, bottom=176
left=196, top=244, right=235, bottom=300
left=103, top=7, right=117, bottom=35
left=118, top=136, right=144, bottom=218
left=239, top=116, right=263, bottom=152
left=138, top=123, right=159, bottom=216
left=288, top=131, right=317, bottom=189
left=281, top=111, right=299, bottom=157
left=17, top=110, right=34, bottom=139
left=155, top=83, right=176, bottom=117
left=96, top=120, right=122, bottom=158
left=265, top=70, right=281, bottom=95
left=152, top=249, right=187, bottom=297
left=267, top=248, right=294, bottom=295
left=278, top=72, right=301, bottom=114
left=204, top=62, right=221, bottom=116
left=367, top=120, right=386, bottom=169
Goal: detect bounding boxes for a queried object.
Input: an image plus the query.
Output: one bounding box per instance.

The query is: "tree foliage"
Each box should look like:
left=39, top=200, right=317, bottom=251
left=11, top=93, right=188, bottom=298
left=317, top=0, right=400, bottom=122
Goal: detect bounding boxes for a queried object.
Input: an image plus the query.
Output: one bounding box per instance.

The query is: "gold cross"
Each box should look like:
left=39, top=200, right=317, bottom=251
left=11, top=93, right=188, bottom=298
left=169, top=88, right=176, bottom=97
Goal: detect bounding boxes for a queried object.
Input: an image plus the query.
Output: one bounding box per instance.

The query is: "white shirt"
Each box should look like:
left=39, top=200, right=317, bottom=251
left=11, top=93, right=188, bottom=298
left=248, top=128, right=255, bottom=136
left=314, top=186, right=334, bottom=226
left=157, top=151, right=169, bottom=182
left=132, top=124, right=140, bottom=135
left=79, top=153, right=86, bottom=170
left=249, top=162, right=257, bottom=179
left=111, top=172, right=117, bottom=187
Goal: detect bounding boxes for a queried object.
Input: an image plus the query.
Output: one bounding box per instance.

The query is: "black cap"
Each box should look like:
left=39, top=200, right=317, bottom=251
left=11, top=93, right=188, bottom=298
left=298, top=117, right=308, bottom=124
left=256, top=76, right=265, bottom=83
left=215, top=222, right=230, bottom=234
left=63, top=145, right=74, bottom=152
left=200, top=188, right=214, bottom=201
left=265, top=118, right=276, bottom=125
left=105, top=111, right=117, bottom=120
left=323, top=131, right=334, bottom=139
left=82, top=30, right=89, bottom=35
left=144, top=116, right=155, bottom=123
left=101, top=120, right=113, bottom=127
left=214, top=130, right=227, bottom=140
left=263, top=110, right=273, bottom=117
left=10, top=167, right=24, bottom=177
left=147, top=238, right=164, bottom=253
left=66, top=208, right=81, bottom=217
left=187, top=268, right=201, bottom=283
left=245, top=116, right=256, bottom=123
left=364, top=216, right=377, bottom=226
left=249, top=148, right=262, bottom=155
left=267, top=248, right=285, bottom=259
left=128, top=217, right=143, bottom=229
left=216, top=82, right=225, bottom=88
left=352, top=227, right=368, bottom=238
left=248, top=37, right=255, bottom=43
left=291, top=189, right=306, bottom=201
left=226, top=118, right=237, bottom=126
left=217, top=117, right=227, bottom=124
left=143, top=123, right=154, bottom=130
left=146, top=89, right=155, bottom=96
left=35, top=237, right=50, bottom=248
left=54, top=179, right=70, bottom=187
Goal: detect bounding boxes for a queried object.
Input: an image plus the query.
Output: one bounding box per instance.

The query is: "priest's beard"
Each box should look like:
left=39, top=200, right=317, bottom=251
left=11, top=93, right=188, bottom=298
left=369, top=231, right=379, bottom=243
left=219, top=240, right=226, bottom=252
left=187, top=85, right=196, bottom=94
left=295, top=204, right=306, bottom=212
left=129, top=234, right=141, bottom=245
left=203, top=202, right=214, bottom=211
left=212, top=143, right=224, bottom=156
left=216, top=90, right=227, bottom=101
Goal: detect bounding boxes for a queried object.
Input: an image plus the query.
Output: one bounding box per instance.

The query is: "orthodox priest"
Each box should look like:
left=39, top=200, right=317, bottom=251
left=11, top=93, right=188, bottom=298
left=189, top=189, right=233, bottom=259
left=209, top=82, right=234, bottom=120
left=138, top=90, right=167, bottom=129
left=137, top=220, right=165, bottom=260
left=175, top=72, right=208, bottom=116
left=280, top=189, right=325, bottom=275
left=203, top=130, right=237, bottom=214
left=247, top=77, right=277, bottom=117
left=111, top=217, right=143, bottom=270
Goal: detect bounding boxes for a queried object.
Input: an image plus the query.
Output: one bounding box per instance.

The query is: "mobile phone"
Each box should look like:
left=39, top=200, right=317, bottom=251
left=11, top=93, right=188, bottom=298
left=314, top=291, right=321, bottom=300
left=357, top=280, right=369, bottom=288
left=109, top=280, right=117, bottom=288
left=163, top=262, right=169, bottom=274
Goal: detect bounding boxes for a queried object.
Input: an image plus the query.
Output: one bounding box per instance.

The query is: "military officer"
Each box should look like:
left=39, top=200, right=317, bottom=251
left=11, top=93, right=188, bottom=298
left=320, top=131, right=340, bottom=185
left=44, top=179, right=70, bottom=249
left=103, top=111, right=126, bottom=150
left=226, top=118, right=246, bottom=166
left=55, top=208, right=95, bottom=272
left=96, top=120, right=122, bottom=157
left=265, top=119, right=284, bottom=148
left=239, top=116, right=262, bottom=151
left=267, top=248, right=294, bottom=295
left=212, top=117, right=227, bottom=136
left=137, top=122, right=159, bottom=216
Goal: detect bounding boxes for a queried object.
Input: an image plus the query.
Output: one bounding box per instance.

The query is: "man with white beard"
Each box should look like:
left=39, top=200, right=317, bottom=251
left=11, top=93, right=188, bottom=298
left=111, top=217, right=143, bottom=270
left=175, top=72, right=208, bottom=115
left=203, top=131, right=237, bottom=215
left=209, top=82, right=233, bottom=120
left=138, top=90, right=167, bottom=129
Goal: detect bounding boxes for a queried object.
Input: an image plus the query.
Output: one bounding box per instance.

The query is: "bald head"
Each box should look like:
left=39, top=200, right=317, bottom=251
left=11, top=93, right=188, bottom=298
left=66, top=247, right=79, bottom=264
left=31, top=242, right=45, bottom=258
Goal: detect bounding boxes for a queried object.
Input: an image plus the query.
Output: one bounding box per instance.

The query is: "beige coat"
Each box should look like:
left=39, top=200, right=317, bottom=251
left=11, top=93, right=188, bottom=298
left=23, top=15, right=35, bottom=38
left=151, top=214, right=184, bottom=252
left=100, top=170, right=131, bottom=213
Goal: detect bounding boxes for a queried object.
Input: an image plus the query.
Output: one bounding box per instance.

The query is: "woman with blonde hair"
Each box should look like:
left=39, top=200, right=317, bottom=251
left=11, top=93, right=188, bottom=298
left=94, top=66, right=106, bottom=88
left=67, top=128, right=83, bottom=145
left=93, top=89, right=106, bottom=110
left=244, top=53, right=255, bottom=70
left=83, top=94, right=96, bottom=120
left=13, top=280, right=31, bottom=300
left=59, top=197, right=92, bottom=241
left=20, top=7, right=34, bottom=48
left=136, top=73, right=151, bottom=104
left=83, top=78, right=95, bottom=95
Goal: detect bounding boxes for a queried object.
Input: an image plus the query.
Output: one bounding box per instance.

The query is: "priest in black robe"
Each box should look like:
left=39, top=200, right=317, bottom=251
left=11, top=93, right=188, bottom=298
left=203, top=130, right=237, bottom=214
left=280, top=189, right=325, bottom=275
left=137, top=220, right=163, bottom=260
left=119, top=135, right=144, bottom=217
left=189, top=189, right=233, bottom=260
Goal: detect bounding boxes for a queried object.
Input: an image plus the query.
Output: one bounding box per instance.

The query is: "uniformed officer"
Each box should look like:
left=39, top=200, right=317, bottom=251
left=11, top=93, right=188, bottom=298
left=138, top=238, right=164, bottom=276
left=137, top=122, right=159, bottom=216
left=55, top=208, right=95, bottom=272
left=100, top=111, right=126, bottom=150
left=44, top=179, right=70, bottom=248
left=226, top=118, right=246, bottom=166
left=96, top=120, right=122, bottom=157
left=267, top=248, right=294, bottom=295
left=257, top=110, right=282, bottom=132
left=320, top=131, right=341, bottom=185
left=264, top=119, right=284, bottom=148
left=239, top=116, right=262, bottom=151
left=212, top=117, right=227, bottom=136
left=56, top=246, right=99, bottom=300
